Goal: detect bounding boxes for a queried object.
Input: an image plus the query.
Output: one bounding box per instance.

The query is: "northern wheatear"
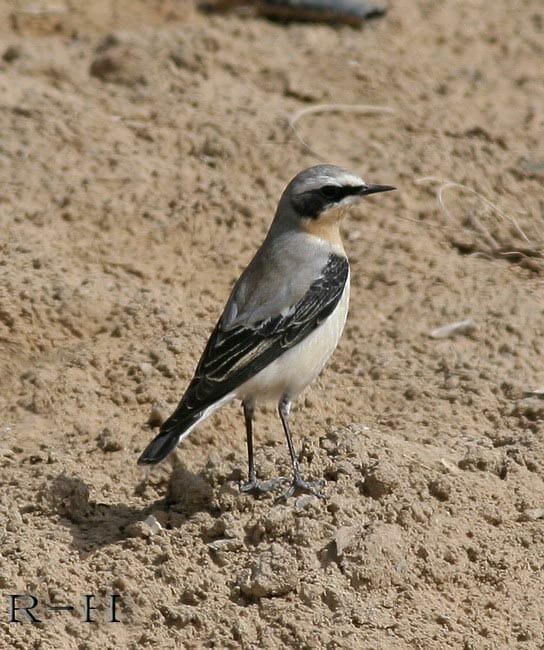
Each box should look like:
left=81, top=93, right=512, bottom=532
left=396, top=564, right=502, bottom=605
left=138, top=164, right=395, bottom=497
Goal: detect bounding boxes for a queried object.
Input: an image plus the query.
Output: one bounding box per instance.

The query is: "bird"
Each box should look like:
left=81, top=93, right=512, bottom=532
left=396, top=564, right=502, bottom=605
left=138, top=164, right=395, bottom=498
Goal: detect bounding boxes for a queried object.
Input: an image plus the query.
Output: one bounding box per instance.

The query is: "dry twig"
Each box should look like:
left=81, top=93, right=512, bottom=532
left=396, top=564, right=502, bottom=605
left=416, top=177, right=543, bottom=273
left=288, top=103, right=395, bottom=160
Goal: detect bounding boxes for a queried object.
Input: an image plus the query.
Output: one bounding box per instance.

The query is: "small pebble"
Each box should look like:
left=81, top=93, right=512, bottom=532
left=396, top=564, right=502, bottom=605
left=519, top=508, right=544, bottom=521
left=144, top=514, right=163, bottom=534
left=523, top=390, right=544, bottom=400
left=429, top=319, right=477, bottom=339
left=148, top=403, right=169, bottom=427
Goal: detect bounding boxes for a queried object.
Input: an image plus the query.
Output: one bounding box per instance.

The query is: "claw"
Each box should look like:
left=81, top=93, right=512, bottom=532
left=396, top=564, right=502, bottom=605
left=239, top=476, right=289, bottom=494
left=279, top=477, right=326, bottom=500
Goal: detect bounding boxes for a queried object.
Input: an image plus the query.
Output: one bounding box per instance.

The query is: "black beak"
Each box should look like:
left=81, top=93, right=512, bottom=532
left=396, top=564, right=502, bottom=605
left=360, top=183, right=396, bottom=196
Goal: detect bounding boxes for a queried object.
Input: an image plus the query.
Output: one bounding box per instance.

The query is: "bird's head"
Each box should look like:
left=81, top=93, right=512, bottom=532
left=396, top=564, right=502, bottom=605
left=275, top=164, right=395, bottom=244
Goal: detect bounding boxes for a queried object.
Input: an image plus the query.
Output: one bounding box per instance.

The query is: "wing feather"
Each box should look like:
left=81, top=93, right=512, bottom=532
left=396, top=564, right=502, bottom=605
left=180, top=254, right=349, bottom=413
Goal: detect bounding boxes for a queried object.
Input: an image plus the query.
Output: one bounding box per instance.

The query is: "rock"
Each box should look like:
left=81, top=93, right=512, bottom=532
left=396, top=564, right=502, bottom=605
left=519, top=508, right=544, bottom=522
left=96, top=428, right=123, bottom=452
left=2, top=45, right=21, bottom=63
left=51, top=475, right=91, bottom=523
left=334, top=524, right=361, bottom=556
left=143, top=514, right=163, bottom=534
left=207, top=538, right=243, bottom=552
left=126, top=514, right=163, bottom=538
left=238, top=544, right=298, bottom=598
left=89, top=43, right=148, bottom=86
left=428, top=477, right=452, bottom=502
left=429, top=319, right=477, bottom=339
left=362, top=460, right=398, bottom=499
left=147, top=403, right=169, bottom=428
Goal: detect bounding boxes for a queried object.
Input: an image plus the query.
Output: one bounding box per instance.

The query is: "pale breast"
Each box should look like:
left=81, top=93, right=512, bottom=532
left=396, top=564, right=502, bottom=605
left=237, top=274, right=350, bottom=403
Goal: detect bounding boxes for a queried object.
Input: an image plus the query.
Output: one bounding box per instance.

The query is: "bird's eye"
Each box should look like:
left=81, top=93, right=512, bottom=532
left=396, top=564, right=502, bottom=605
left=320, top=185, right=341, bottom=200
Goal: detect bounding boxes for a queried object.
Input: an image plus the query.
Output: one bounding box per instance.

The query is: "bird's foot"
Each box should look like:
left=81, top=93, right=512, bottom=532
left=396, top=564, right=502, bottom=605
left=239, top=476, right=289, bottom=495
left=279, top=476, right=326, bottom=500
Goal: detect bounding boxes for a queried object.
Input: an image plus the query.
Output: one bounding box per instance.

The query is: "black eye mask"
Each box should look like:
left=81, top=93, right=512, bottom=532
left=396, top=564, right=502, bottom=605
left=292, top=185, right=364, bottom=219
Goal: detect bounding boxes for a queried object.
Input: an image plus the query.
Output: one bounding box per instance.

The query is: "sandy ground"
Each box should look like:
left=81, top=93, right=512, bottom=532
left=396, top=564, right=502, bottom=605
left=1, top=0, right=544, bottom=647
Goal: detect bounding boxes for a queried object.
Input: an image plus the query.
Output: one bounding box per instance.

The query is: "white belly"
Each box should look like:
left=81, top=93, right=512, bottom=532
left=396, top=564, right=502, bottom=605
left=237, top=278, right=350, bottom=403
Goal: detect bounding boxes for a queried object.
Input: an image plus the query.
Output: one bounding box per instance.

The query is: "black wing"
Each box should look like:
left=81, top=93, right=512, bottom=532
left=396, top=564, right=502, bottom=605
left=178, top=253, right=349, bottom=414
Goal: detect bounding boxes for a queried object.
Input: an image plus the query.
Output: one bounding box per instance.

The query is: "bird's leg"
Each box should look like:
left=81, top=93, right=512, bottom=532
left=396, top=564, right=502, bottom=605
left=239, top=400, right=287, bottom=494
left=241, top=399, right=256, bottom=487
left=278, top=396, right=325, bottom=500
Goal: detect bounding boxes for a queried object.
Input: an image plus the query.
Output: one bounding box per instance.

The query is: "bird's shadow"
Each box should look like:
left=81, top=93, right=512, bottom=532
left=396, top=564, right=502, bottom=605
left=49, top=465, right=215, bottom=556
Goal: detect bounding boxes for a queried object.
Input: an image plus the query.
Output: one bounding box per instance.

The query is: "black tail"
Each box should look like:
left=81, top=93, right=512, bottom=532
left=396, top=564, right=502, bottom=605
left=137, top=410, right=201, bottom=465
